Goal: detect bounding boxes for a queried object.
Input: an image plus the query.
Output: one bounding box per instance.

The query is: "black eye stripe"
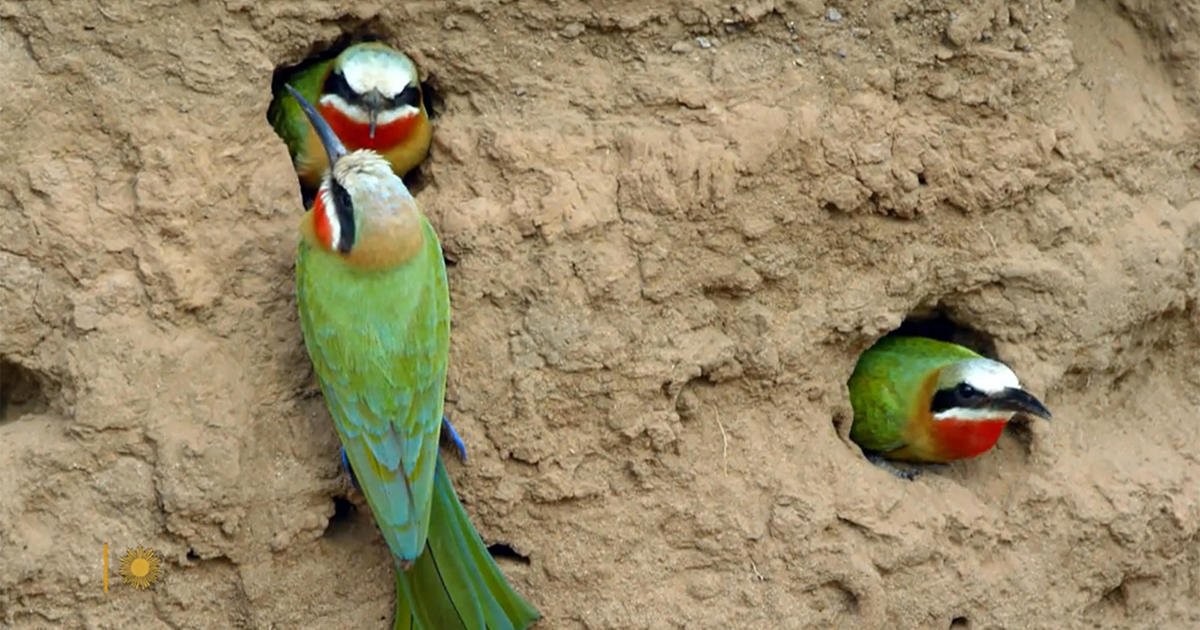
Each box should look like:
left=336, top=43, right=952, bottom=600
left=322, top=70, right=358, bottom=103
left=390, top=85, right=422, bottom=109
left=328, top=177, right=356, bottom=254
left=323, top=70, right=420, bottom=111
left=931, top=384, right=990, bottom=413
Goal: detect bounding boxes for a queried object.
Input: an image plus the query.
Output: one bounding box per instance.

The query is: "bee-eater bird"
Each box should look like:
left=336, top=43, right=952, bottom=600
left=270, top=42, right=433, bottom=203
left=286, top=85, right=537, bottom=629
left=848, top=336, right=1051, bottom=476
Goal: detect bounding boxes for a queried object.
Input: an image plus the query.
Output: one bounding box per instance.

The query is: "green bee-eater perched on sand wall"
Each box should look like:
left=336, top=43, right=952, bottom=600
left=287, top=85, right=538, bottom=629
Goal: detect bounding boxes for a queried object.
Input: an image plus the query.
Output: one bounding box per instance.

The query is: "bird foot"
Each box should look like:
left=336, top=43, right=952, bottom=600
left=340, top=447, right=361, bottom=491
left=440, top=415, right=468, bottom=462
left=339, top=415, right=468, bottom=491
left=865, top=453, right=921, bottom=481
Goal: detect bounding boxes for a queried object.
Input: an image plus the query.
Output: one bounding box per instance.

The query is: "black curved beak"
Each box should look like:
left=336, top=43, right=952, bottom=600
left=285, top=84, right=346, bottom=167
left=993, top=387, right=1052, bottom=420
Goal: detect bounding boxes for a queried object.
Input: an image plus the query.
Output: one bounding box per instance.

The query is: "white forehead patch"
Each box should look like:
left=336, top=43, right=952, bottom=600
left=340, top=48, right=416, bottom=98
left=939, top=358, right=1020, bottom=395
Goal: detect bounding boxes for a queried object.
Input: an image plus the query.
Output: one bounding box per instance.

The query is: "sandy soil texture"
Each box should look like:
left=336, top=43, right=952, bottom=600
left=2, top=1, right=1199, bottom=628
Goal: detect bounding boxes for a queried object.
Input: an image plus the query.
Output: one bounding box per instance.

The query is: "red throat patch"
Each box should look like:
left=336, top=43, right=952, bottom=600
left=317, top=102, right=420, bottom=152
left=311, top=192, right=334, bottom=251
left=932, top=418, right=1008, bottom=460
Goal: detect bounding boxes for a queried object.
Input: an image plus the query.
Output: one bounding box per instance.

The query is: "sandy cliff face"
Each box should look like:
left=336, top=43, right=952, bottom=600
left=1, top=1, right=1198, bottom=628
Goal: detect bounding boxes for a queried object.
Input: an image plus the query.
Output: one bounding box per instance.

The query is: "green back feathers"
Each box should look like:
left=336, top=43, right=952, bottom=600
left=268, top=58, right=332, bottom=171
left=847, top=336, right=981, bottom=452
left=295, top=218, right=450, bottom=561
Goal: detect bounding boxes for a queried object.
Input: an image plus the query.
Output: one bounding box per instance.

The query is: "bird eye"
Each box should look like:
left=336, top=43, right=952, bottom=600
left=392, top=85, right=421, bottom=109
left=322, top=71, right=356, bottom=101
left=956, top=383, right=980, bottom=399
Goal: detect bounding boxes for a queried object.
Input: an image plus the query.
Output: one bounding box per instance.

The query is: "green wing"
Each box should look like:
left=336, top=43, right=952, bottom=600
left=847, top=336, right=980, bottom=451
left=296, top=219, right=450, bottom=561
left=267, top=58, right=331, bottom=169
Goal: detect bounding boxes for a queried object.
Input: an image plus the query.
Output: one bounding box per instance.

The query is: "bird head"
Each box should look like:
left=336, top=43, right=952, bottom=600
left=321, top=42, right=423, bottom=140
left=286, top=84, right=416, bottom=257
left=931, top=357, right=1052, bottom=422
